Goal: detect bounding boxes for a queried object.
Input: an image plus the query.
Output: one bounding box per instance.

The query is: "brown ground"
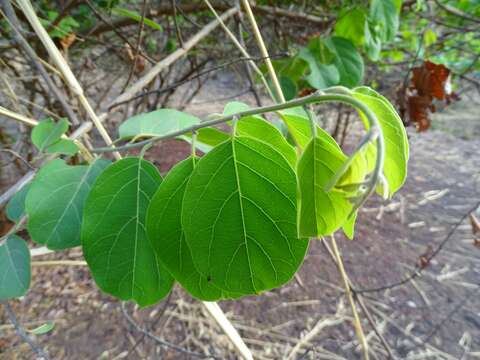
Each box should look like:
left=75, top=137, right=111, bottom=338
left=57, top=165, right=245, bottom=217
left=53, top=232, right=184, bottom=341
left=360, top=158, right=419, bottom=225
left=1, top=75, right=480, bottom=360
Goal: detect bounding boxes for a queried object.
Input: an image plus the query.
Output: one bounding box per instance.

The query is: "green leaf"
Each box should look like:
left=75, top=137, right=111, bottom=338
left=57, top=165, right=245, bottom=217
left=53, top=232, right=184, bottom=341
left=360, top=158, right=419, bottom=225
left=223, top=101, right=250, bottom=115
left=181, top=137, right=309, bottom=295
left=45, top=139, right=79, bottom=155
left=370, top=0, right=399, bottom=42
left=326, top=37, right=364, bottom=88
left=277, top=107, right=313, bottom=149
left=118, top=109, right=200, bottom=139
left=147, top=158, right=237, bottom=300
left=112, top=7, right=163, bottom=31
left=26, top=159, right=109, bottom=250
left=6, top=183, right=31, bottom=222
left=342, top=211, right=358, bottom=240
left=297, top=131, right=363, bottom=237
left=268, top=75, right=298, bottom=101
left=0, top=235, right=31, bottom=300
left=180, top=127, right=229, bottom=153
left=423, top=28, right=437, bottom=47
left=335, top=7, right=368, bottom=47
left=277, top=107, right=336, bottom=150
left=31, top=118, right=69, bottom=152
left=364, top=23, right=383, bottom=61
left=27, top=321, right=55, bottom=335
left=237, top=117, right=297, bottom=168
left=352, top=87, right=409, bottom=196
left=224, top=102, right=297, bottom=168
left=278, top=57, right=309, bottom=83
left=82, top=158, right=174, bottom=306
left=298, top=43, right=340, bottom=89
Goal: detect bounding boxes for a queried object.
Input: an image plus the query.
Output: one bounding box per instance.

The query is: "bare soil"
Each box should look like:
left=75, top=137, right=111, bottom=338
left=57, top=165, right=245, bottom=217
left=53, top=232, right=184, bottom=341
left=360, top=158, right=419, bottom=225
left=1, top=74, right=480, bottom=360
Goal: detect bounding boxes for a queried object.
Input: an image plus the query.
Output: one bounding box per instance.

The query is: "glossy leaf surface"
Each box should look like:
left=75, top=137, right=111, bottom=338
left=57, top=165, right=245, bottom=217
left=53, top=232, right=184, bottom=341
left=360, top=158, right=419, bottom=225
left=352, top=87, right=409, bottom=196
left=6, top=183, right=31, bottom=222
left=0, top=235, right=30, bottom=300
left=182, top=137, right=308, bottom=295
left=297, top=131, right=365, bottom=238
left=119, top=109, right=200, bottom=139
left=82, top=158, right=174, bottom=306
left=147, top=158, right=231, bottom=300
left=26, top=159, right=109, bottom=250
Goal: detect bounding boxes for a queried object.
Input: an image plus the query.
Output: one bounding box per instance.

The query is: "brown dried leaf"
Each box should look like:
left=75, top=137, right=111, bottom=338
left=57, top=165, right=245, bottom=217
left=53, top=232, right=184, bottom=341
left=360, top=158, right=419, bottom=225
left=398, top=61, right=459, bottom=132
left=412, top=61, right=450, bottom=100
left=60, top=33, right=76, bottom=51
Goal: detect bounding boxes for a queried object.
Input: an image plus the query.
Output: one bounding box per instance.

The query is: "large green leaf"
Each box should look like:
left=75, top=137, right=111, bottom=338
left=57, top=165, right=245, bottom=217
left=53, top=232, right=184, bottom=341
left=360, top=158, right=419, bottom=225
left=82, top=158, right=174, bottom=306
left=147, top=158, right=238, bottom=301
left=298, top=44, right=339, bottom=89
left=45, top=139, right=78, bottom=155
left=352, top=87, right=409, bottom=196
left=181, top=137, right=308, bottom=295
left=268, top=75, right=298, bottom=102
left=237, top=117, right=297, bottom=168
left=297, top=131, right=365, bottom=238
left=370, top=0, right=399, bottom=42
left=31, top=118, right=68, bottom=151
left=26, top=159, right=109, bottom=250
left=6, top=183, right=31, bottom=222
left=279, top=75, right=299, bottom=101
left=0, top=235, right=31, bottom=300
left=180, top=127, right=230, bottom=153
left=364, top=23, right=383, bottom=61
left=326, top=37, right=364, bottom=88
left=277, top=107, right=335, bottom=151
left=277, top=107, right=313, bottom=149
left=276, top=57, right=309, bottom=83
left=335, top=7, right=368, bottom=47
left=118, top=109, right=200, bottom=139
left=31, top=118, right=78, bottom=155
left=224, top=102, right=297, bottom=168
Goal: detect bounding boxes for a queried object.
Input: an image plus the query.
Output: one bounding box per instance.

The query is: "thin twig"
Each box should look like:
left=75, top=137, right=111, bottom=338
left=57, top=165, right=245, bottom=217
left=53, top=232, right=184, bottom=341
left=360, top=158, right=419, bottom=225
left=357, top=200, right=480, bottom=293
left=121, top=0, right=148, bottom=92
left=108, top=7, right=239, bottom=109
left=2, top=302, right=51, bottom=360
left=203, top=0, right=274, bottom=101
left=108, top=53, right=286, bottom=110
left=84, top=0, right=155, bottom=64
left=240, top=0, right=285, bottom=103
left=16, top=0, right=121, bottom=160
left=121, top=303, right=218, bottom=359
left=0, top=1, right=79, bottom=124
left=0, top=121, right=93, bottom=207
left=330, top=235, right=370, bottom=360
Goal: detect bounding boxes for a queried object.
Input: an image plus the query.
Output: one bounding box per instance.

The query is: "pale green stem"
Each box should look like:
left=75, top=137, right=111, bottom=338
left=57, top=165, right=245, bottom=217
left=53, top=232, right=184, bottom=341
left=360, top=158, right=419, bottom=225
left=90, top=91, right=385, bottom=207
left=191, top=130, right=197, bottom=161
left=324, top=128, right=379, bottom=193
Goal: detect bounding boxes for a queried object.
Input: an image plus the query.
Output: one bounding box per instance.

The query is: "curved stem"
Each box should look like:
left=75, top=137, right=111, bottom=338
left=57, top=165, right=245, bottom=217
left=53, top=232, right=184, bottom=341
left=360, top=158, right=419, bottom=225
left=91, top=89, right=386, bottom=214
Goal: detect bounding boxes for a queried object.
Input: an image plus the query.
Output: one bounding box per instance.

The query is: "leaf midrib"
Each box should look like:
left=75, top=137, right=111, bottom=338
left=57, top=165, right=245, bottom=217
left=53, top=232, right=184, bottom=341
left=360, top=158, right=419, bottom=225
left=231, top=138, right=257, bottom=293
